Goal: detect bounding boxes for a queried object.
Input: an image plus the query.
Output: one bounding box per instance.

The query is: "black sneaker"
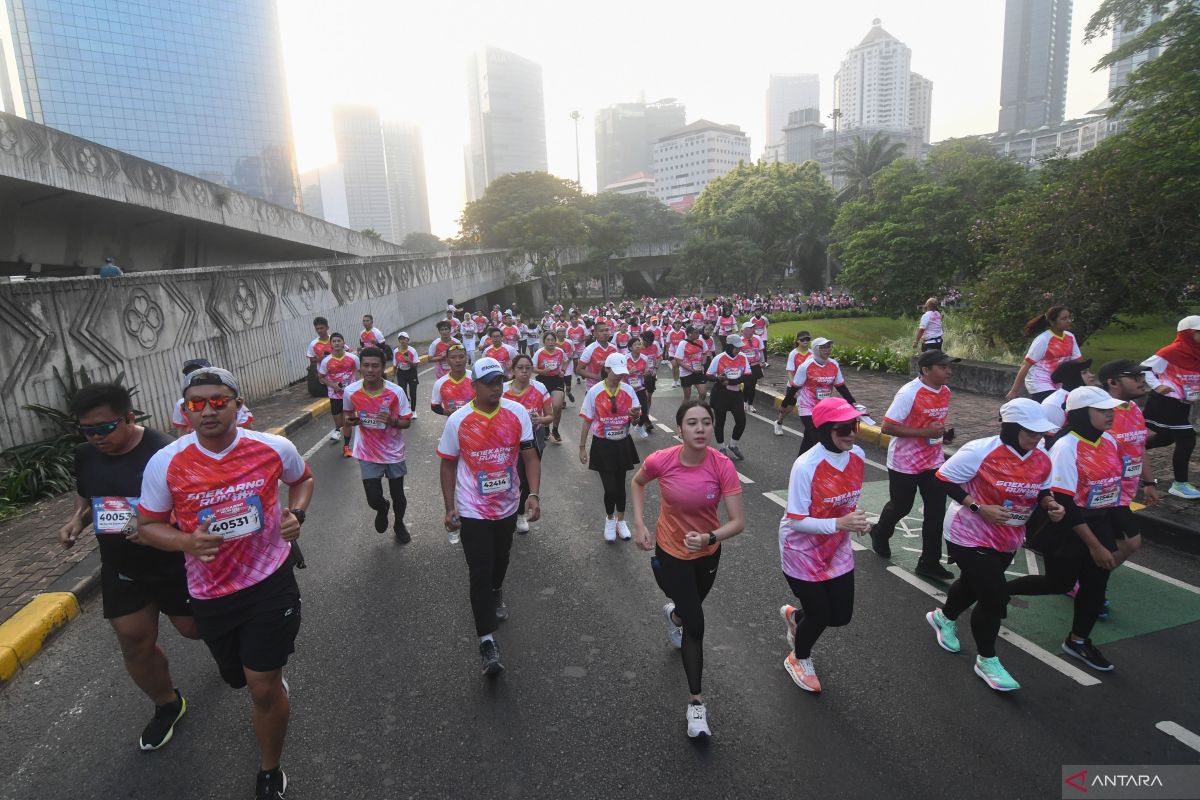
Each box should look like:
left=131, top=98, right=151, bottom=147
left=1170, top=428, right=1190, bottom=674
left=480, top=639, right=504, bottom=676
left=138, top=689, right=186, bottom=751
left=394, top=519, right=411, bottom=544
left=374, top=502, right=390, bottom=533
left=494, top=590, right=508, bottom=623
left=255, top=767, right=288, bottom=799
left=869, top=525, right=891, bottom=558
left=915, top=560, right=954, bottom=581
left=1062, top=637, right=1114, bottom=671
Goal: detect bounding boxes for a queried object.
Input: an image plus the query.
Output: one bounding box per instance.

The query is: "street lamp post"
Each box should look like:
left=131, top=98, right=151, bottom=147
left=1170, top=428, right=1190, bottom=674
left=569, top=111, right=582, bottom=187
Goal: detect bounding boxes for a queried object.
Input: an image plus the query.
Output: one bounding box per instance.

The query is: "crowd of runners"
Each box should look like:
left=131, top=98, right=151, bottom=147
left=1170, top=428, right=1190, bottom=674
left=56, top=290, right=1200, bottom=795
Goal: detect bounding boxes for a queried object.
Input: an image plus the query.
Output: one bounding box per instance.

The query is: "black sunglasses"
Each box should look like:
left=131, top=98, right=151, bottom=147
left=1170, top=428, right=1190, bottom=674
left=79, top=417, right=125, bottom=437
left=832, top=420, right=859, bottom=436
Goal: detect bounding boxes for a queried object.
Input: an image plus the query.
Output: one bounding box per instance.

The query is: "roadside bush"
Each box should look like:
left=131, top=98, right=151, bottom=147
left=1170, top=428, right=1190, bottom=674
left=838, top=345, right=910, bottom=375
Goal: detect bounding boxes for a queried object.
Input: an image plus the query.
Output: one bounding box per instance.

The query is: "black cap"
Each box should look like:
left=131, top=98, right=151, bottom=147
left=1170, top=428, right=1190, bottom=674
left=917, top=350, right=961, bottom=368
left=1050, top=358, right=1093, bottom=387
left=1097, top=359, right=1143, bottom=386
left=181, top=357, right=212, bottom=375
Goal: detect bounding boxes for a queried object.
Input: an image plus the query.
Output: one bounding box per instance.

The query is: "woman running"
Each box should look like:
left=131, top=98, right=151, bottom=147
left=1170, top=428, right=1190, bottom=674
left=774, top=331, right=812, bottom=436
left=630, top=400, right=745, bottom=738
left=1007, top=306, right=1083, bottom=402
left=739, top=321, right=764, bottom=414
left=533, top=331, right=568, bottom=443
left=777, top=398, right=871, bottom=694
left=926, top=399, right=1063, bottom=691
left=579, top=353, right=642, bottom=542
left=793, top=337, right=859, bottom=454
left=504, top=354, right=553, bottom=534
left=706, top=334, right=751, bottom=461
left=1142, top=315, right=1200, bottom=499
left=625, top=337, right=652, bottom=440
left=913, top=297, right=944, bottom=352
left=638, top=331, right=661, bottom=437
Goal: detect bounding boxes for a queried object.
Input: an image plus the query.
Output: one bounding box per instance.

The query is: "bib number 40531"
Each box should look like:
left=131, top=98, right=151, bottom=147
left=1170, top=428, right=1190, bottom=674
left=199, top=497, right=264, bottom=540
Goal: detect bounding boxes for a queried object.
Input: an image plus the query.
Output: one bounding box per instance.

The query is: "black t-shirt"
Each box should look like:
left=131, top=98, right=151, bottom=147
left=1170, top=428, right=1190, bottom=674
left=75, top=428, right=184, bottom=578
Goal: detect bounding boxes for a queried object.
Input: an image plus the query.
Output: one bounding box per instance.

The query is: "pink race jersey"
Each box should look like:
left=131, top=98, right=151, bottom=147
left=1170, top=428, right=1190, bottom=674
left=428, top=338, right=463, bottom=379
left=792, top=357, right=845, bottom=415
left=431, top=374, right=473, bottom=414
left=503, top=380, right=551, bottom=426
left=343, top=380, right=413, bottom=464
left=1110, top=402, right=1149, bottom=505
left=138, top=430, right=310, bottom=600
left=779, top=445, right=864, bottom=581
left=580, top=382, right=641, bottom=440
left=884, top=378, right=951, bottom=474
left=641, top=445, right=741, bottom=560
left=437, top=399, right=533, bottom=520
left=1050, top=432, right=1123, bottom=510
left=318, top=353, right=360, bottom=399
left=1023, top=330, right=1081, bottom=394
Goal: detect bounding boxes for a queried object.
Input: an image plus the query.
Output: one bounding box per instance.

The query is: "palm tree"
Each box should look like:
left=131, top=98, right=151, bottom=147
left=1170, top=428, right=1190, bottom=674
left=834, top=132, right=905, bottom=203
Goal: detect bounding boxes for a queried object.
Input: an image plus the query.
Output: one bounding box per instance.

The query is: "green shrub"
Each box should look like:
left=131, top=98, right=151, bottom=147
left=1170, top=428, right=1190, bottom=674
left=759, top=308, right=873, bottom=324
left=838, top=345, right=911, bottom=375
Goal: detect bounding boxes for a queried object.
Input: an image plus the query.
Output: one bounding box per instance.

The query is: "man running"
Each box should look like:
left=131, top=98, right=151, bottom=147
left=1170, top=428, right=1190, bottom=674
left=438, top=358, right=541, bottom=676
left=317, top=333, right=361, bottom=457
left=673, top=325, right=709, bottom=404
left=392, top=332, right=420, bottom=416
left=431, top=345, right=474, bottom=416
left=481, top=328, right=520, bottom=378
left=60, top=382, right=199, bottom=751
left=344, top=347, right=414, bottom=542
left=576, top=321, right=618, bottom=391
left=172, top=358, right=254, bottom=434
left=138, top=367, right=313, bottom=800
left=1100, top=359, right=1162, bottom=566
left=428, top=320, right=462, bottom=380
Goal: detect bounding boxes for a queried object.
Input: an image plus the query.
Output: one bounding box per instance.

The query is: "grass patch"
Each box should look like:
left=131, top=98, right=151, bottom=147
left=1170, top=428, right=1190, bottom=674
left=1080, top=313, right=1184, bottom=364
left=767, top=317, right=914, bottom=352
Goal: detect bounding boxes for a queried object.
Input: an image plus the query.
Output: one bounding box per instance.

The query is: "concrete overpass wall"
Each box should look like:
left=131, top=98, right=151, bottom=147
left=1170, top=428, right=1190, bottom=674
left=0, top=250, right=511, bottom=449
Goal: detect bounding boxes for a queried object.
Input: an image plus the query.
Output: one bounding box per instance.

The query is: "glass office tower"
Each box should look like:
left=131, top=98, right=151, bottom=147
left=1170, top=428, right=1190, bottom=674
left=3, top=0, right=300, bottom=208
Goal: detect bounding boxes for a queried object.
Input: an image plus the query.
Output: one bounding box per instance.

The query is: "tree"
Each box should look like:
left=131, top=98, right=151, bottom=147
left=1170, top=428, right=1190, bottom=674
left=359, top=228, right=382, bottom=240
left=834, top=131, right=906, bottom=202
left=400, top=231, right=444, bottom=252
left=459, top=172, right=582, bottom=247
left=492, top=204, right=588, bottom=295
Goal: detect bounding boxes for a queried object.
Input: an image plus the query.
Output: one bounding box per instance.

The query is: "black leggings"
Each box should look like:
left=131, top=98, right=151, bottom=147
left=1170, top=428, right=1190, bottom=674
left=459, top=515, right=516, bottom=636
left=635, top=389, right=652, bottom=429
left=1147, top=426, right=1196, bottom=484
left=743, top=366, right=761, bottom=406
left=799, top=414, right=819, bottom=454
left=921, top=338, right=943, bottom=352
left=395, top=371, right=418, bottom=410
left=653, top=545, right=721, bottom=695
left=942, top=542, right=1014, bottom=657
left=363, top=476, right=407, bottom=521
left=873, top=468, right=947, bottom=564
left=711, top=386, right=746, bottom=444
left=598, top=469, right=628, bottom=515
left=785, top=570, right=855, bottom=659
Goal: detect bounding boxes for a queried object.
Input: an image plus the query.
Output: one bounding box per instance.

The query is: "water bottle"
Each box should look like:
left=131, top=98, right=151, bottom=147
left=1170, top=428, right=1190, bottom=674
left=854, top=404, right=877, bottom=427
left=448, top=512, right=460, bottom=545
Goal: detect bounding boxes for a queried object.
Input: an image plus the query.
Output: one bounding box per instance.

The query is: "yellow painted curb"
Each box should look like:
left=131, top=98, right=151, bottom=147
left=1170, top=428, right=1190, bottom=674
left=0, top=646, right=18, bottom=681
left=0, top=592, right=80, bottom=675
left=265, top=397, right=332, bottom=437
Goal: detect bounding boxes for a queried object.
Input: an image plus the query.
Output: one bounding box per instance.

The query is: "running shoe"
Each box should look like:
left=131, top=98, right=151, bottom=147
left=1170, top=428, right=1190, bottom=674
left=1065, top=580, right=1079, bottom=598
left=494, top=590, right=508, bottom=622
left=744, top=403, right=753, bottom=414
left=516, top=514, right=530, bottom=533
left=341, top=445, right=352, bottom=458
left=1169, top=481, right=1200, bottom=500
left=686, top=702, right=711, bottom=738
left=868, top=525, right=891, bottom=558
left=727, top=444, right=745, bottom=461
left=551, top=430, right=563, bottom=444
left=637, top=427, right=649, bottom=440
left=393, top=519, right=411, bottom=544
left=773, top=421, right=784, bottom=436
left=925, top=609, right=961, bottom=653
left=663, top=603, right=683, bottom=649
left=566, top=392, right=576, bottom=404
left=138, top=690, right=186, bottom=751
left=1062, top=637, right=1114, bottom=671
left=779, top=604, right=798, bottom=648
left=783, top=653, right=822, bottom=693
left=604, top=518, right=617, bottom=543
left=328, top=429, right=341, bottom=441
left=480, top=639, right=504, bottom=676
left=255, top=767, right=287, bottom=800
left=616, top=520, right=632, bottom=540
left=1098, top=599, right=1111, bottom=621
left=915, top=560, right=954, bottom=581
left=374, top=503, right=390, bottom=533
left=974, top=656, right=1020, bottom=691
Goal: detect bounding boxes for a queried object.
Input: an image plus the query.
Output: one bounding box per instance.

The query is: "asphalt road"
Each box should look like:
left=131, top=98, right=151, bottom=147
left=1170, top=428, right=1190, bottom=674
left=3, top=380, right=1200, bottom=800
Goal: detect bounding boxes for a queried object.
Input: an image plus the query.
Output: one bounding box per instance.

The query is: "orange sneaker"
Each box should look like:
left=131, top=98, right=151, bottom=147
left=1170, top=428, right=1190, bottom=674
left=784, top=653, right=822, bottom=693
left=342, top=445, right=352, bottom=458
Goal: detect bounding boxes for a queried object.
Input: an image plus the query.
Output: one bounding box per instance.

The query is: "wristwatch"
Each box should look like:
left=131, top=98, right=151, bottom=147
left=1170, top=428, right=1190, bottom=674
left=289, top=508, right=306, bottom=526
left=969, top=503, right=980, bottom=514
left=708, top=532, right=718, bottom=546
left=1141, top=478, right=1160, bottom=487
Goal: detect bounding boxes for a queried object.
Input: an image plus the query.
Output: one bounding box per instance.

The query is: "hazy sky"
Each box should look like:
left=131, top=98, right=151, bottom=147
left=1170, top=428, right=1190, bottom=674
left=277, top=0, right=1112, bottom=238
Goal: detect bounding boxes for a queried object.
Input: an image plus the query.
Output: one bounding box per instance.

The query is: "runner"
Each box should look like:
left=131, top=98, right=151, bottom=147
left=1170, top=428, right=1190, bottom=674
left=667, top=320, right=686, bottom=387
left=392, top=332, right=420, bottom=417
left=927, top=399, right=1062, bottom=691
left=869, top=350, right=957, bottom=580
left=438, top=357, right=541, bottom=676
left=739, top=321, right=764, bottom=413
left=631, top=400, right=744, bottom=737
left=913, top=298, right=944, bottom=352
left=358, top=314, right=386, bottom=352
left=777, top=398, right=872, bottom=694
left=579, top=353, right=642, bottom=542
left=430, top=345, right=474, bottom=417
left=1142, top=315, right=1200, bottom=499
left=706, top=333, right=751, bottom=461
left=1039, top=359, right=1097, bottom=432
left=504, top=354, right=552, bottom=534
left=137, top=367, right=313, bottom=800
left=460, top=313, right=479, bottom=362
left=343, top=347, right=414, bottom=542
left=639, top=330, right=662, bottom=437
left=533, top=330, right=569, bottom=443
left=673, top=325, right=709, bottom=405
left=307, top=316, right=335, bottom=412
left=1006, top=306, right=1083, bottom=402
left=172, top=358, right=254, bottom=433
left=428, top=320, right=462, bottom=380
left=60, top=382, right=198, bottom=751
left=1099, top=359, right=1162, bottom=569
left=1006, top=386, right=1124, bottom=671
left=317, top=334, right=361, bottom=457
left=792, top=337, right=858, bottom=454
left=774, top=331, right=812, bottom=435
left=625, top=337, right=652, bottom=441
left=576, top=320, right=618, bottom=392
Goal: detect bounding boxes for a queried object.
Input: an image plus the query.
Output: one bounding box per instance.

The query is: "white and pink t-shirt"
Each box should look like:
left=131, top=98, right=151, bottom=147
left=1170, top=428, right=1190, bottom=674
left=1142, top=355, right=1200, bottom=415
left=431, top=374, right=473, bottom=415
left=937, top=435, right=1052, bottom=552
left=884, top=378, right=952, bottom=474
left=578, top=341, right=618, bottom=389
left=716, top=316, right=736, bottom=335
left=318, top=353, right=360, bottom=400
left=707, top=352, right=751, bottom=391
left=533, top=346, right=567, bottom=377
left=918, top=310, right=943, bottom=342
left=428, top=338, right=463, bottom=379
left=1110, top=402, right=1149, bottom=505
left=481, top=343, right=519, bottom=377
left=784, top=348, right=811, bottom=386
left=792, top=357, right=846, bottom=416
left=1050, top=431, right=1123, bottom=510
left=673, top=340, right=706, bottom=376
left=437, top=399, right=533, bottom=520
left=1023, top=330, right=1082, bottom=394
left=138, top=429, right=311, bottom=600
left=779, top=444, right=864, bottom=582
left=393, top=345, right=419, bottom=374
left=343, top=379, right=413, bottom=464
left=740, top=334, right=764, bottom=366
left=503, top=380, right=551, bottom=428
left=580, top=382, right=641, bottom=440
left=641, top=445, right=741, bottom=560
left=625, top=353, right=650, bottom=391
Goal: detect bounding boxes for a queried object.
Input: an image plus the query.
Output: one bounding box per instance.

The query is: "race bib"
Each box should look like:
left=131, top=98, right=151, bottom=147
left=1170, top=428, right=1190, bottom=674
left=92, top=496, right=137, bottom=534
left=1002, top=501, right=1033, bottom=527
left=927, top=437, right=944, bottom=447
left=603, top=420, right=628, bottom=440
left=199, top=496, right=264, bottom=540
left=628, top=375, right=644, bottom=390
left=1121, top=455, right=1143, bottom=479
left=1085, top=480, right=1120, bottom=509
left=359, top=411, right=388, bottom=430
left=724, top=368, right=742, bottom=380
left=478, top=468, right=513, bottom=495
left=1186, top=384, right=1200, bottom=402
left=447, top=398, right=466, bottom=411
left=815, top=387, right=832, bottom=400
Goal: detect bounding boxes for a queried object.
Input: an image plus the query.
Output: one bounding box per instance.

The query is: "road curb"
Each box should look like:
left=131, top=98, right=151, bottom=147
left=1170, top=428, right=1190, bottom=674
left=265, top=397, right=331, bottom=437
left=758, top=384, right=893, bottom=448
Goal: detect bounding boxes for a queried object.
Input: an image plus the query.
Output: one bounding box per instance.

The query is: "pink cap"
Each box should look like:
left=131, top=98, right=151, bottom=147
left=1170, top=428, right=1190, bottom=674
left=812, top=397, right=862, bottom=428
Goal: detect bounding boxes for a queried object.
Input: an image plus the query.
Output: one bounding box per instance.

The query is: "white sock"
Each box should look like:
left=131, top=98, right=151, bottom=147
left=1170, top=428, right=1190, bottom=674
left=731, top=439, right=740, bottom=446
left=480, top=634, right=494, bottom=644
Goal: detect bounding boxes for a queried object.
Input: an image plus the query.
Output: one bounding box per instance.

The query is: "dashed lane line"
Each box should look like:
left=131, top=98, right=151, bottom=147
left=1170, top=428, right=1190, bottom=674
left=1155, top=721, right=1200, bottom=754
left=1124, top=562, right=1200, bottom=596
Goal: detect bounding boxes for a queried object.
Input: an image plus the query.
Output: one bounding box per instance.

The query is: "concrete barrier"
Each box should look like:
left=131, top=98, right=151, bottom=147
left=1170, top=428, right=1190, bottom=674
left=910, top=356, right=1019, bottom=396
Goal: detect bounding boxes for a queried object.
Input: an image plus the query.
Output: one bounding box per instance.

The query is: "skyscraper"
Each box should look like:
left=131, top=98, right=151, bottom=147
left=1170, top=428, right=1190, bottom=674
left=1, top=0, right=300, bottom=208
left=1108, top=7, right=1166, bottom=95
left=594, top=98, right=686, bottom=192
left=333, top=106, right=396, bottom=241
left=383, top=121, right=432, bottom=239
left=465, top=46, right=547, bottom=201
left=652, top=120, right=750, bottom=210
left=997, top=0, right=1072, bottom=132
left=764, top=74, right=820, bottom=153
left=908, top=72, right=934, bottom=143
left=834, top=19, right=915, bottom=133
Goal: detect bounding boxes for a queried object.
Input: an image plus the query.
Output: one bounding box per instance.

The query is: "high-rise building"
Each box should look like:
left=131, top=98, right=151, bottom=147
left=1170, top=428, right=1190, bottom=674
left=782, top=108, right=825, bottom=165
left=997, top=0, right=1072, bottom=132
left=764, top=74, right=820, bottom=153
left=594, top=98, right=686, bottom=193
left=383, top=121, right=432, bottom=240
left=652, top=120, right=750, bottom=211
left=1, top=0, right=300, bottom=208
left=834, top=20, right=913, bottom=133
left=465, top=46, right=547, bottom=201
left=333, top=106, right=396, bottom=241
left=908, top=72, right=934, bottom=143
left=1108, top=7, right=1166, bottom=94
left=300, top=165, right=350, bottom=229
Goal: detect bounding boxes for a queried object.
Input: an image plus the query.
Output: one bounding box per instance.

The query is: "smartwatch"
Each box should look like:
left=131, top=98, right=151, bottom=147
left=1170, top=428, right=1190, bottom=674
left=289, top=508, right=306, bottom=526
left=707, top=532, right=717, bottom=546
left=1141, top=478, right=1160, bottom=487
left=969, top=503, right=980, bottom=514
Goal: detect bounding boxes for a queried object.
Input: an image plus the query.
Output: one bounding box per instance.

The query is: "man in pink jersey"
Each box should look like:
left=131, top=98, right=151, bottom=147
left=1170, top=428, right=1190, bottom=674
left=438, top=358, right=541, bottom=676
left=1100, top=359, right=1162, bottom=566
left=137, top=367, right=313, bottom=800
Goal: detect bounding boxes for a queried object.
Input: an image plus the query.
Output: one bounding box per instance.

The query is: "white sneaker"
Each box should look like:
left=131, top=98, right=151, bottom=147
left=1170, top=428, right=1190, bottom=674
left=616, top=520, right=632, bottom=540
left=773, top=421, right=784, bottom=436
left=328, top=429, right=341, bottom=441
left=515, top=514, right=529, bottom=533
left=663, top=603, right=683, bottom=648
left=637, top=427, right=649, bottom=440
left=1169, top=481, right=1200, bottom=500
left=686, top=702, right=711, bottom=738
left=604, top=517, right=617, bottom=542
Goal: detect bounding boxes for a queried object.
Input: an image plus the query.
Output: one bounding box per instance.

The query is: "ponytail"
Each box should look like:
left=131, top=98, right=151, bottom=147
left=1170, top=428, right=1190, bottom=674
left=1023, top=305, right=1067, bottom=338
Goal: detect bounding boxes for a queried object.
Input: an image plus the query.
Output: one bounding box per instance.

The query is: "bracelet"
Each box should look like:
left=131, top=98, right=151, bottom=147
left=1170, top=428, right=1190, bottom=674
left=527, top=493, right=540, bottom=499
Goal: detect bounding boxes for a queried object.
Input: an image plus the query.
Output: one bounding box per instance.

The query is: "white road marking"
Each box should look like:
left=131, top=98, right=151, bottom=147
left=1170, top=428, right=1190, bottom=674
left=1024, top=549, right=1039, bottom=576
left=763, top=492, right=786, bottom=509
left=737, top=472, right=755, bottom=485
left=302, top=436, right=329, bottom=461
left=1123, top=561, right=1200, bottom=596
left=885, top=566, right=1101, bottom=687
left=657, top=423, right=674, bottom=434
left=1156, top=721, right=1200, bottom=754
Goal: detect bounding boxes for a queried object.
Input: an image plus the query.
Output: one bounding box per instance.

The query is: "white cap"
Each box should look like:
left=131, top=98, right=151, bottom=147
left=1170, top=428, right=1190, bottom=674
left=741, top=321, right=754, bottom=329
left=812, top=337, right=833, bottom=347
left=1065, top=385, right=1123, bottom=412
left=397, top=331, right=410, bottom=339
left=603, top=353, right=630, bottom=375
left=999, top=398, right=1055, bottom=433
left=1177, top=315, right=1200, bottom=332
left=725, top=334, right=744, bottom=348
left=472, top=357, right=505, bottom=382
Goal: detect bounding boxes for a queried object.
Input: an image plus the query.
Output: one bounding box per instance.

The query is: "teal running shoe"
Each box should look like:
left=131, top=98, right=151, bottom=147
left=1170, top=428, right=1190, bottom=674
left=974, top=656, right=1020, bottom=691
left=925, top=609, right=960, bottom=653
